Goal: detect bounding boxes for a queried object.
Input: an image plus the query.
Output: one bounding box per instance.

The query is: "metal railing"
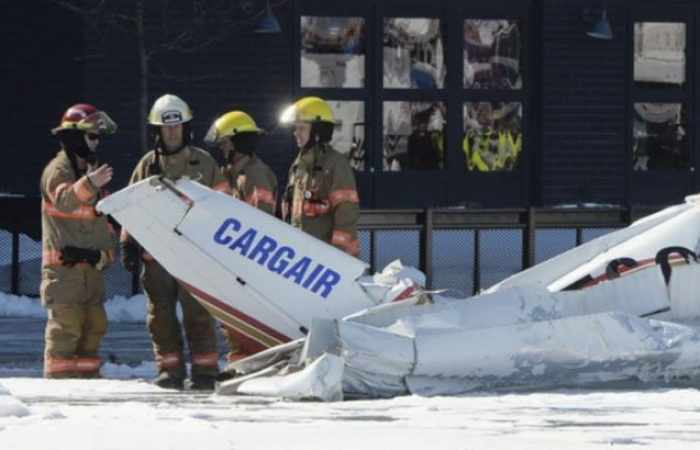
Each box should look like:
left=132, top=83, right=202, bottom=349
left=0, top=196, right=661, bottom=298
left=359, top=206, right=658, bottom=293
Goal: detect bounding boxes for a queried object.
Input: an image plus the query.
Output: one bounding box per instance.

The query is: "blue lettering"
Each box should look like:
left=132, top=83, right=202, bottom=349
left=248, top=236, right=278, bottom=266
left=312, top=269, right=341, bottom=299
left=284, top=257, right=311, bottom=285
left=213, top=218, right=241, bottom=245
left=215, top=217, right=342, bottom=299
left=229, top=228, right=257, bottom=257
left=268, top=246, right=295, bottom=274
left=302, top=264, right=325, bottom=289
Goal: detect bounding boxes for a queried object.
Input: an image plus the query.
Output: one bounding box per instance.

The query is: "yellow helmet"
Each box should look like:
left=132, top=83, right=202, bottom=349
left=204, top=111, right=263, bottom=145
left=279, top=96, right=335, bottom=125
left=148, top=94, right=193, bottom=126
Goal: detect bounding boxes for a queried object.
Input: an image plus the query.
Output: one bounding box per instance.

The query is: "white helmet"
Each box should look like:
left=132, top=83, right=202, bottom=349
left=148, top=94, right=193, bottom=126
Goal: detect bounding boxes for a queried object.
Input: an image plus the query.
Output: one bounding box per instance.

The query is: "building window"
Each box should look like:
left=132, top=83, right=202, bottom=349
left=464, top=19, right=523, bottom=90
left=632, top=22, right=687, bottom=173
left=297, top=7, right=530, bottom=194
left=463, top=102, right=522, bottom=172
left=383, top=18, right=446, bottom=89
left=301, top=16, right=366, bottom=88
left=634, top=22, right=686, bottom=88
left=462, top=19, right=525, bottom=174
left=383, top=101, right=445, bottom=171
left=633, top=103, right=687, bottom=171
left=300, top=16, right=367, bottom=170
left=326, top=100, right=366, bottom=170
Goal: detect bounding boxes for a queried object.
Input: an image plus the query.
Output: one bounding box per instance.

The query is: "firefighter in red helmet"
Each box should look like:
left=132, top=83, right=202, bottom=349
left=40, top=103, right=118, bottom=378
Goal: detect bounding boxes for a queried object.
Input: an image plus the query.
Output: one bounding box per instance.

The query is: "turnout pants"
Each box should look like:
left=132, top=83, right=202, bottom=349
left=141, top=260, right=219, bottom=378
left=40, top=264, right=107, bottom=378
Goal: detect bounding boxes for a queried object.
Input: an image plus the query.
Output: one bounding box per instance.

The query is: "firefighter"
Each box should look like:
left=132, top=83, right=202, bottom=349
left=279, top=96, right=360, bottom=256
left=120, top=94, right=230, bottom=390
left=41, top=103, right=118, bottom=379
left=204, top=110, right=278, bottom=365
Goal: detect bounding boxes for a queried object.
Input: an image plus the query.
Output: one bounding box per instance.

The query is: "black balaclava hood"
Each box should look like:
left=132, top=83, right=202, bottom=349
left=228, top=133, right=259, bottom=163
left=57, top=129, right=96, bottom=164
left=304, top=122, right=334, bottom=151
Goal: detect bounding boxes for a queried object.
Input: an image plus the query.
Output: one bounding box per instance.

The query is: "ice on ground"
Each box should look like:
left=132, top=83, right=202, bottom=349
left=0, top=377, right=700, bottom=450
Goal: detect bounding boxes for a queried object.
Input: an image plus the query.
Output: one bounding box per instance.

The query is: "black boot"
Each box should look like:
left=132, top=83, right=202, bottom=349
left=189, top=374, right=216, bottom=391
left=153, top=371, right=184, bottom=390
left=215, top=369, right=239, bottom=382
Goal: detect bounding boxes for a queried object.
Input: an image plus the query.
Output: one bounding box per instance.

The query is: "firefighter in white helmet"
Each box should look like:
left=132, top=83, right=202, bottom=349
left=120, top=94, right=230, bottom=390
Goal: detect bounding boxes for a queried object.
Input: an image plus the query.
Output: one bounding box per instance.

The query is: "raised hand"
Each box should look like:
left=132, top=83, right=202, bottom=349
left=87, top=164, right=113, bottom=188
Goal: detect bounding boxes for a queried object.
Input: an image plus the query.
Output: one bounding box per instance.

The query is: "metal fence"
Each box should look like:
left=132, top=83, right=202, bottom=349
left=0, top=199, right=661, bottom=299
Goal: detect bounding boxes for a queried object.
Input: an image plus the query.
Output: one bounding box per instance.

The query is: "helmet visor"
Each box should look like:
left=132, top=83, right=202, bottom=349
left=52, top=110, right=118, bottom=136
left=203, top=122, right=221, bottom=146
left=79, top=111, right=118, bottom=135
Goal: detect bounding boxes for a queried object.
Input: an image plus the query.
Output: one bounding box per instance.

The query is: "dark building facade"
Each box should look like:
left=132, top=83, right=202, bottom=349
left=3, top=0, right=699, bottom=209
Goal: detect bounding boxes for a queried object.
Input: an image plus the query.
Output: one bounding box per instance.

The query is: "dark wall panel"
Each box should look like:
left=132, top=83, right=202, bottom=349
left=540, top=0, right=627, bottom=206
left=81, top=0, right=295, bottom=190
left=3, top=2, right=84, bottom=196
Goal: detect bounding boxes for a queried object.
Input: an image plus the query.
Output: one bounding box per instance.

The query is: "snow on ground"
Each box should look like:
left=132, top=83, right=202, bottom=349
left=1, top=376, right=700, bottom=449
left=0, top=382, right=29, bottom=418
left=0, top=292, right=148, bottom=322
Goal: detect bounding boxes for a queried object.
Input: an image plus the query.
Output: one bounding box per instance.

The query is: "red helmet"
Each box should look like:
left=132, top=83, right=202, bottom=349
left=51, top=103, right=117, bottom=135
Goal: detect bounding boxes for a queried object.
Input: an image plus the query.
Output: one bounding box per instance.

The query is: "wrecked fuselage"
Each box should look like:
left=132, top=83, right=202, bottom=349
left=97, top=178, right=700, bottom=400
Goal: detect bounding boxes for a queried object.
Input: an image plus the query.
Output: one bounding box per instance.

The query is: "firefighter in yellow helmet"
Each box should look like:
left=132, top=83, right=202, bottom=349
left=41, top=103, right=118, bottom=378
left=204, top=110, right=278, bottom=367
left=120, top=94, right=230, bottom=390
left=280, top=97, right=360, bottom=256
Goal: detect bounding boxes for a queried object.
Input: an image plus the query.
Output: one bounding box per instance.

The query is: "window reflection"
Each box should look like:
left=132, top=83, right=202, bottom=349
left=301, top=16, right=366, bottom=88
left=634, top=22, right=686, bottom=87
left=633, top=103, right=687, bottom=171
left=464, top=20, right=522, bottom=89
left=325, top=101, right=366, bottom=171
left=383, top=101, right=445, bottom=171
left=383, top=18, right=446, bottom=89
left=463, top=102, right=522, bottom=172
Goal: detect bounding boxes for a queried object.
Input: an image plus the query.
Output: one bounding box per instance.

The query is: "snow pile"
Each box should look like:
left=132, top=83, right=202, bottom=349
left=0, top=292, right=148, bottom=322
left=0, top=382, right=29, bottom=418
left=104, top=295, right=147, bottom=322
left=0, top=294, right=44, bottom=318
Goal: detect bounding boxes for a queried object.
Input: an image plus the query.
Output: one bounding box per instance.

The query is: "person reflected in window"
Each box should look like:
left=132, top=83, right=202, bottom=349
left=406, top=105, right=443, bottom=170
